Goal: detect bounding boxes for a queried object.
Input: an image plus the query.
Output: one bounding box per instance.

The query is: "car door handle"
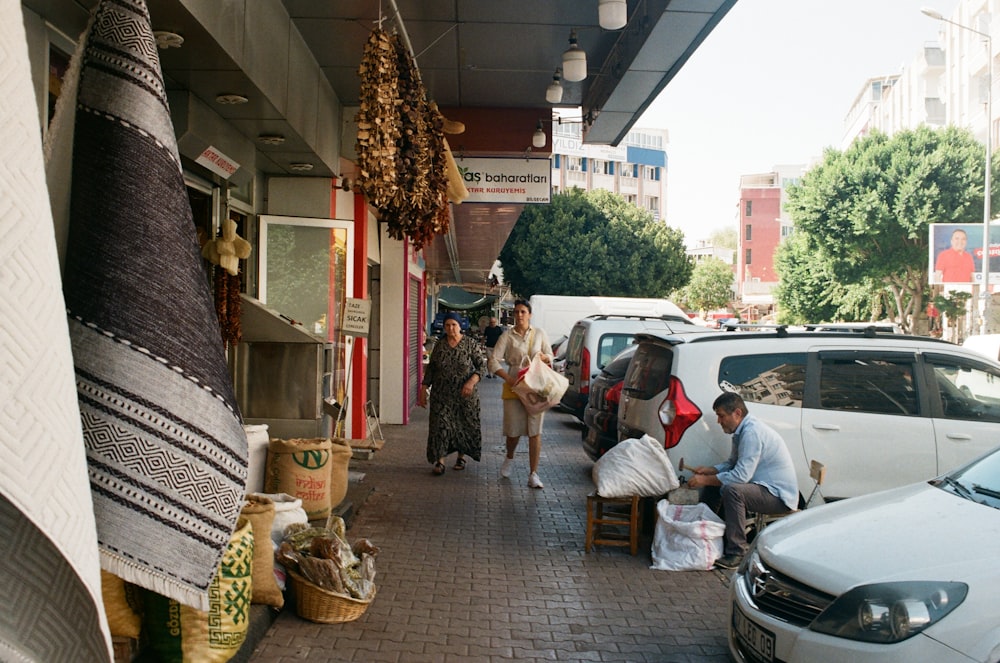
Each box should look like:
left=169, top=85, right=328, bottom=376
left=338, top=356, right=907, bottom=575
left=945, top=433, right=973, bottom=441
left=811, top=424, right=841, bottom=431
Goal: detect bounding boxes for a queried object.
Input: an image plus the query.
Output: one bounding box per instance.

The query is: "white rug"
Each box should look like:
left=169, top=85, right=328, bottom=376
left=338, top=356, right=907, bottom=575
left=0, top=3, right=112, bottom=661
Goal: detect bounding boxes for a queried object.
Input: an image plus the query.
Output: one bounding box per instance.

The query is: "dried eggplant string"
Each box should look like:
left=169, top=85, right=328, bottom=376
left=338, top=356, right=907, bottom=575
left=355, top=27, right=450, bottom=250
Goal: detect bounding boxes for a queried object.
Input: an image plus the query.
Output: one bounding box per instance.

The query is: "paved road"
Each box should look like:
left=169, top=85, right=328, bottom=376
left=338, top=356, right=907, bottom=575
left=249, top=376, right=733, bottom=663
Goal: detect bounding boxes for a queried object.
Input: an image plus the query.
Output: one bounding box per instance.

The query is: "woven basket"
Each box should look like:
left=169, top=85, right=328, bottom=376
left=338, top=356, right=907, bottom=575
left=288, top=570, right=376, bottom=624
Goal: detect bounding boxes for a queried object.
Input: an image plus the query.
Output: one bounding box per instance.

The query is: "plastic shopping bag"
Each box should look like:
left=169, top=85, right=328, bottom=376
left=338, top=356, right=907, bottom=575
left=650, top=500, right=725, bottom=571
left=511, top=353, right=569, bottom=415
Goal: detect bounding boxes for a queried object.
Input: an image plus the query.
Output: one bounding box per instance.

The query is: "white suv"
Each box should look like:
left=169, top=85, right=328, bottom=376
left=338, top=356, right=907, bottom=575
left=559, top=314, right=710, bottom=419
left=617, top=327, right=1000, bottom=502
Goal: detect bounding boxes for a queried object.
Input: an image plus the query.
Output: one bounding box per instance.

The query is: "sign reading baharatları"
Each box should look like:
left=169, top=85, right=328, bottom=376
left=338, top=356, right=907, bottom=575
left=455, top=157, right=551, bottom=204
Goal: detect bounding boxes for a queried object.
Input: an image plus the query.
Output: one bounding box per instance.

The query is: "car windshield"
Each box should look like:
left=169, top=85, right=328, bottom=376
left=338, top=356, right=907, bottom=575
left=937, top=448, right=1000, bottom=509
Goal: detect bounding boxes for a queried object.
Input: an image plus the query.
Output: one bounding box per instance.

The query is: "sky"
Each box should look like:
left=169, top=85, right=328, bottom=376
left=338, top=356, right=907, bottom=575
left=638, top=0, right=963, bottom=246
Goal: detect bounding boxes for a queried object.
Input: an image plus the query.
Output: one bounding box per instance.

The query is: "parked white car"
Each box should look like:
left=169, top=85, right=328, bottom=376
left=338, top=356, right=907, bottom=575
left=618, top=328, right=1000, bottom=502
left=729, top=445, right=1000, bottom=663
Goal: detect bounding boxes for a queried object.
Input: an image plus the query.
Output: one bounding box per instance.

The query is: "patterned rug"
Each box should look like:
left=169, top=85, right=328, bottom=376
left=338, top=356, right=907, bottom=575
left=52, top=0, right=248, bottom=611
left=0, top=3, right=111, bottom=661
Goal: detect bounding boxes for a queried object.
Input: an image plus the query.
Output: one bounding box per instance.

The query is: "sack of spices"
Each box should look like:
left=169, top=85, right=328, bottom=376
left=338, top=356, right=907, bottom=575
left=264, top=438, right=332, bottom=520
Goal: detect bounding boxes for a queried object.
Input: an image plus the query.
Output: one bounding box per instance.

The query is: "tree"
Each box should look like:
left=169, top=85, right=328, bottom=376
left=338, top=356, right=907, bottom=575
left=498, top=188, right=693, bottom=298
left=678, top=258, right=733, bottom=312
left=708, top=227, right=738, bottom=252
left=781, top=126, right=993, bottom=331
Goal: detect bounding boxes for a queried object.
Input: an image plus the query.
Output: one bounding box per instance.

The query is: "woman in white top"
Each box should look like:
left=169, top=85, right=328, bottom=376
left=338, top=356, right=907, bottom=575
left=487, top=299, right=553, bottom=489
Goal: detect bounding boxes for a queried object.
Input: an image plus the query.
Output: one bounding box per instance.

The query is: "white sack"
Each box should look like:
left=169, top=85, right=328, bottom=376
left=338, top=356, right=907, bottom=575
left=650, top=500, right=725, bottom=571
left=592, top=434, right=680, bottom=497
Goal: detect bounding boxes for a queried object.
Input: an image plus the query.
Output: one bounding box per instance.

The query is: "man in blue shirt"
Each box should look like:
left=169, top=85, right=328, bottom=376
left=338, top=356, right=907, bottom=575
left=686, top=392, right=798, bottom=570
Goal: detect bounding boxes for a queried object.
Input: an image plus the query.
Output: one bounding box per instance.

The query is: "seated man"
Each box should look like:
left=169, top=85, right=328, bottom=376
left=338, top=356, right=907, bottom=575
left=686, top=392, right=799, bottom=570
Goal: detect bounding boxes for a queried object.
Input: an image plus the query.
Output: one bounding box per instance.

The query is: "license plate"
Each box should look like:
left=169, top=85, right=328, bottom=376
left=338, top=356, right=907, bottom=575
left=732, top=604, right=775, bottom=663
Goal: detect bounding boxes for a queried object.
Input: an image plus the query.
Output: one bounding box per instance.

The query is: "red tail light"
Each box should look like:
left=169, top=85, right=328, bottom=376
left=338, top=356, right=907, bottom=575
left=606, top=381, right=623, bottom=406
left=580, top=347, right=591, bottom=394
left=658, top=376, right=701, bottom=448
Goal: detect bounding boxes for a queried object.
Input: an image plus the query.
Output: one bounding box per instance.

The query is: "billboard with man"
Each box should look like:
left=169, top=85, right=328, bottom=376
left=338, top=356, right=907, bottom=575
left=929, top=223, right=1000, bottom=285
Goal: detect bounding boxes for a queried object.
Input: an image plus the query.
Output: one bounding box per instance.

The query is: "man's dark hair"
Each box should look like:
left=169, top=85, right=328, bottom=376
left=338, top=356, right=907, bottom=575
left=513, top=298, right=532, bottom=313
left=712, top=391, right=747, bottom=415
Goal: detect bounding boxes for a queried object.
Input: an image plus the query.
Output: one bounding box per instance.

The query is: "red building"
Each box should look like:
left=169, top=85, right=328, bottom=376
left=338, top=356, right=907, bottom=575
left=736, top=166, right=805, bottom=319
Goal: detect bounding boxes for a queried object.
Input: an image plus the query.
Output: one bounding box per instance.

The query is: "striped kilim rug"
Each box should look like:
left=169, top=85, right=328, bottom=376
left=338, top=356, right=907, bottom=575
left=0, top=3, right=112, bottom=661
left=55, top=0, right=248, bottom=611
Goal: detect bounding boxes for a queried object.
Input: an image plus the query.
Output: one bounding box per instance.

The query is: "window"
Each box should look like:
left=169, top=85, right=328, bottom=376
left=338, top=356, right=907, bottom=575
left=621, top=163, right=637, bottom=179
left=566, top=156, right=584, bottom=172
left=745, top=200, right=752, bottom=216
left=645, top=196, right=659, bottom=213
left=926, top=355, right=1000, bottom=422
left=719, top=354, right=806, bottom=406
left=818, top=354, right=918, bottom=415
left=745, top=248, right=752, bottom=265
left=597, top=334, right=635, bottom=369
left=745, top=224, right=752, bottom=241
left=781, top=225, right=794, bottom=238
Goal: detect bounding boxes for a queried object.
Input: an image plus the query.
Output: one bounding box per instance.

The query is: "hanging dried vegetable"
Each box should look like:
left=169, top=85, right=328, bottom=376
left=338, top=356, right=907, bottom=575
left=355, top=28, right=400, bottom=210
left=214, top=266, right=242, bottom=346
left=355, top=28, right=451, bottom=250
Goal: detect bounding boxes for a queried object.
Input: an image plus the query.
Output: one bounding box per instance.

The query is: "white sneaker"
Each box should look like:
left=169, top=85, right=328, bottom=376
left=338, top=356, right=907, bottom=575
left=528, top=472, right=544, bottom=489
left=500, top=458, right=514, bottom=478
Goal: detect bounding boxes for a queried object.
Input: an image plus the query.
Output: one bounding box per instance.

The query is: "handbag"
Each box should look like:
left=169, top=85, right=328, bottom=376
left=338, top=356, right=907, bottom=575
left=511, top=352, right=569, bottom=415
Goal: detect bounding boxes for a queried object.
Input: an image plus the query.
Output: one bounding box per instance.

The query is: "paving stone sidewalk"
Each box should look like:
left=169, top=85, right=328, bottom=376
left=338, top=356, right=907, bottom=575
left=249, top=377, right=732, bottom=663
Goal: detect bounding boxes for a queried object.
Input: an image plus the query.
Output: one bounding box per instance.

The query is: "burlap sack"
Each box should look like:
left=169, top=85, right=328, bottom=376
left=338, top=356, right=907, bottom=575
left=241, top=495, right=284, bottom=608
left=100, top=570, right=142, bottom=639
left=264, top=438, right=332, bottom=520
left=141, top=517, right=253, bottom=662
left=329, top=437, right=354, bottom=509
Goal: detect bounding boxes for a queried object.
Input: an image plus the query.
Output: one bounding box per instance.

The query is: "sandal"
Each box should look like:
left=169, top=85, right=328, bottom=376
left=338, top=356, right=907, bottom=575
left=432, top=461, right=445, bottom=476
left=453, top=457, right=467, bottom=471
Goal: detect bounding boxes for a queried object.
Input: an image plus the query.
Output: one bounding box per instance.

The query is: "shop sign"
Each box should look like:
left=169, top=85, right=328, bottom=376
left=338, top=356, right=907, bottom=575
left=196, top=145, right=240, bottom=179
left=455, top=157, right=551, bottom=204
left=342, top=298, right=371, bottom=337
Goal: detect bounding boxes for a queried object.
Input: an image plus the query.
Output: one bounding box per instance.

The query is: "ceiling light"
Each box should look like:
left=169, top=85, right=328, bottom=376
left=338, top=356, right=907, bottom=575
left=257, top=134, right=286, bottom=145
left=153, top=31, right=184, bottom=49
left=215, top=94, right=249, bottom=105
left=598, top=0, right=628, bottom=30
left=289, top=162, right=314, bottom=172
left=562, top=30, right=587, bottom=82
left=532, top=121, right=546, bottom=149
left=545, top=69, right=563, bottom=104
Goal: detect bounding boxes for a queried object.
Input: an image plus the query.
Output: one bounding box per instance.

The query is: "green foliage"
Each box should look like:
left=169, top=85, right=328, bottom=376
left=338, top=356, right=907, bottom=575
left=933, top=290, right=972, bottom=326
left=779, top=126, right=993, bottom=329
left=708, top=227, right=738, bottom=252
left=678, top=258, right=734, bottom=311
left=498, top=188, right=693, bottom=298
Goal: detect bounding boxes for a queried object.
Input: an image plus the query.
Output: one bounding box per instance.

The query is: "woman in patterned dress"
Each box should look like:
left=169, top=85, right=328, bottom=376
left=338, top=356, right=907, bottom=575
left=418, top=312, right=485, bottom=475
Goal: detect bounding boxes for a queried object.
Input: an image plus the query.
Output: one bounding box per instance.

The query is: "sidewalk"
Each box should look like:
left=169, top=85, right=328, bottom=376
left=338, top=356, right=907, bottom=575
left=247, top=377, right=732, bottom=663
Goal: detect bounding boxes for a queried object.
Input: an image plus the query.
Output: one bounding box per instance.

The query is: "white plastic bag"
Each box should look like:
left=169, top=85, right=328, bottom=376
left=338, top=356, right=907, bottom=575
left=512, top=353, right=569, bottom=414
left=650, top=500, right=725, bottom=571
left=592, top=434, right=680, bottom=497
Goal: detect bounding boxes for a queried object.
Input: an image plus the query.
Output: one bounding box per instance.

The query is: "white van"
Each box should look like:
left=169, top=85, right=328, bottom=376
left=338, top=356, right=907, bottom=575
left=528, top=295, right=689, bottom=343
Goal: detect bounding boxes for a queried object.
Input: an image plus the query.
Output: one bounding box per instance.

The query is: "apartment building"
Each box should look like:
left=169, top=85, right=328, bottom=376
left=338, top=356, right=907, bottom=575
left=550, top=120, right=668, bottom=221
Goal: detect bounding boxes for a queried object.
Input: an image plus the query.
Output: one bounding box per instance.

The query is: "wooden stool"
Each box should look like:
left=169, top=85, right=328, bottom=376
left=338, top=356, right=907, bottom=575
left=585, top=492, right=641, bottom=555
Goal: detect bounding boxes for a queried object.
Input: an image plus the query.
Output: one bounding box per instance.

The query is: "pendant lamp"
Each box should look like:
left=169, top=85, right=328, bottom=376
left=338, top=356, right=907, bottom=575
left=545, top=69, right=563, bottom=104
left=532, top=121, right=546, bottom=149
left=599, top=0, right=628, bottom=30
left=562, top=30, right=587, bottom=82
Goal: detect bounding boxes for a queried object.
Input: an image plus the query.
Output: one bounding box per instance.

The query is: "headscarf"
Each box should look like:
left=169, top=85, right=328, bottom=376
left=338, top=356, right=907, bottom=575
left=444, top=312, right=463, bottom=325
